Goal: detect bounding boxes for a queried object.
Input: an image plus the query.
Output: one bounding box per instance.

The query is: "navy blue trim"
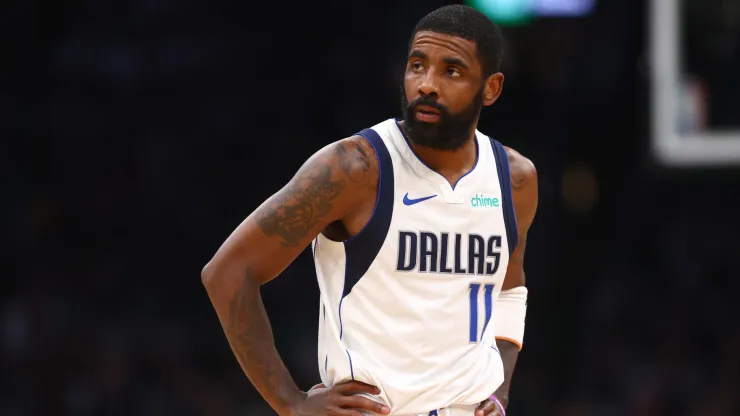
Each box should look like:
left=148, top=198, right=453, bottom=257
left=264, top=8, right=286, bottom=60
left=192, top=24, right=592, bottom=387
left=490, top=139, right=518, bottom=256
left=336, top=128, right=394, bottom=378
left=322, top=305, right=327, bottom=374
left=345, top=349, right=355, bottom=380
left=393, top=119, right=478, bottom=190
left=338, top=297, right=346, bottom=339
left=341, top=128, right=395, bottom=300
left=451, top=145, right=479, bottom=190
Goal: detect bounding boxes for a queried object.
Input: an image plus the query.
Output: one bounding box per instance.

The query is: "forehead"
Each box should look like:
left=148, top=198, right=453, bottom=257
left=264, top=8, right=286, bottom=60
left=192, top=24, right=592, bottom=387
left=409, top=31, right=479, bottom=67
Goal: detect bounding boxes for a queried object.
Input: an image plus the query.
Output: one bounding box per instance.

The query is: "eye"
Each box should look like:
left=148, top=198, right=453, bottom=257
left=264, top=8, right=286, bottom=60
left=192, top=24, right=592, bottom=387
left=410, top=61, right=425, bottom=71
left=447, top=67, right=461, bottom=77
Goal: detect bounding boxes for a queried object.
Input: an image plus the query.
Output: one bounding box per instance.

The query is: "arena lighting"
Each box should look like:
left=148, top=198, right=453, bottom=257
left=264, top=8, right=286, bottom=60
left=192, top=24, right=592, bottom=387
left=466, top=0, right=596, bottom=27
left=650, top=0, right=740, bottom=166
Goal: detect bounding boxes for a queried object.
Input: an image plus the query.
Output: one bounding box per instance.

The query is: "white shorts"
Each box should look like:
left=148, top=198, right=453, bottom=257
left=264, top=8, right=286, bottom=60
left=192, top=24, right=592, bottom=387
left=363, top=404, right=478, bottom=416
left=410, top=404, right=478, bottom=416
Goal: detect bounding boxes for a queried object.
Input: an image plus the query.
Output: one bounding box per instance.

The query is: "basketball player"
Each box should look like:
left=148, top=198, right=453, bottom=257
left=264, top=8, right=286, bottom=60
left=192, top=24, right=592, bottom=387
left=202, top=5, right=538, bottom=416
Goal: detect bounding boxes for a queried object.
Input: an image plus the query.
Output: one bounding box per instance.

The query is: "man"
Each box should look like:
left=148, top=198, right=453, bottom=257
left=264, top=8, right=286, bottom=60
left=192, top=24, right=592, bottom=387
left=201, top=5, right=538, bottom=416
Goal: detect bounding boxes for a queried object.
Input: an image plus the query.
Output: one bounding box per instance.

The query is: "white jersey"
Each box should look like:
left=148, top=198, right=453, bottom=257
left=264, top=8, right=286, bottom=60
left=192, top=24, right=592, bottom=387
left=312, top=118, right=518, bottom=415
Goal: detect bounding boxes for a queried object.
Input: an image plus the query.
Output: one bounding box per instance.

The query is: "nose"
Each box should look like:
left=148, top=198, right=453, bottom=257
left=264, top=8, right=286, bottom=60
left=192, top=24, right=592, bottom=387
left=417, top=71, right=440, bottom=98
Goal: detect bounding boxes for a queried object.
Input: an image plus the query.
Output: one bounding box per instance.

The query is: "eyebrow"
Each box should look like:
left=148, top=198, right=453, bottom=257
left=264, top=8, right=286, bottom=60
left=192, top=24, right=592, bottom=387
left=443, top=57, right=469, bottom=70
left=408, top=50, right=428, bottom=60
left=408, top=50, right=469, bottom=70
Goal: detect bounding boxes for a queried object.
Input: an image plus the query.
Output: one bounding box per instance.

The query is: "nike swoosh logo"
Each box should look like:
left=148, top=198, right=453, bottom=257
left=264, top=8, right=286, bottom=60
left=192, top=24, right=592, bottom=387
left=403, top=193, right=437, bottom=206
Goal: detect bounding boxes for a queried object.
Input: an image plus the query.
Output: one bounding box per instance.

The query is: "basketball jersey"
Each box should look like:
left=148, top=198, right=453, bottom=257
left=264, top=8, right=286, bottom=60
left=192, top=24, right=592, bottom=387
left=311, top=118, right=518, bottom=414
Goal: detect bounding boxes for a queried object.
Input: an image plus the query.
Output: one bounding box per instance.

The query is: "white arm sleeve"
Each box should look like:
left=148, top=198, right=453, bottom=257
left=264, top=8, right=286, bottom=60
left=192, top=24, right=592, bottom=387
left=493, top=286, right=528, bottom=350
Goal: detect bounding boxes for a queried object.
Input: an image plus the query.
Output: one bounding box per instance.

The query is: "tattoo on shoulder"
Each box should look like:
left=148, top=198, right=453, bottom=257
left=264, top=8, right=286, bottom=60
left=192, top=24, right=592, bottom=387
left=336, top=136, right=378, bottom=192
left=256, top=162, right=346, bottom=247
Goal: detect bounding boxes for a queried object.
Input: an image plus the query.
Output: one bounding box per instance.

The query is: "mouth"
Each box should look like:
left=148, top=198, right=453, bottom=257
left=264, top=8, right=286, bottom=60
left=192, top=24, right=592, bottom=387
left=415, top=105, right=441, bottom=115
left=414, top=105, right=442, bottom=122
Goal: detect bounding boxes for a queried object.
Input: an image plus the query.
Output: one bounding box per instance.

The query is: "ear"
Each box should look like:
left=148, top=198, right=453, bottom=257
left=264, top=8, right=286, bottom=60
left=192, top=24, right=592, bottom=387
left=483, top=72, right=504, bottom=107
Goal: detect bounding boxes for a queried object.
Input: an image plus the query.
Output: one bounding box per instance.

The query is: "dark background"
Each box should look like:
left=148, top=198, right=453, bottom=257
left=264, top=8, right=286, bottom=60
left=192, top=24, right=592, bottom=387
left=5, top=0, right=740, bottom=415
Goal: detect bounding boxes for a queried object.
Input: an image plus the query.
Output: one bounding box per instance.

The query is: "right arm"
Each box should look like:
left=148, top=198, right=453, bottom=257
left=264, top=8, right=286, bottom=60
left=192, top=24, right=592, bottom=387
left=201, top=136, right=378, bottom=416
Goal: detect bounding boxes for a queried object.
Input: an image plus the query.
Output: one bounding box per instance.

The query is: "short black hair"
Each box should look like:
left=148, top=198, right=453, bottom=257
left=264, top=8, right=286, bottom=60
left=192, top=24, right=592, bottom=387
left=409, top=5, right=504, bottom=77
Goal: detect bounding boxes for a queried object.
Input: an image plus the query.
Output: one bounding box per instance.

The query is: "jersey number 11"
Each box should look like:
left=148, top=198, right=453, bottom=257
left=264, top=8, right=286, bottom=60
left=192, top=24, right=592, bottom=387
left=469, top=283, right=495, bottom=343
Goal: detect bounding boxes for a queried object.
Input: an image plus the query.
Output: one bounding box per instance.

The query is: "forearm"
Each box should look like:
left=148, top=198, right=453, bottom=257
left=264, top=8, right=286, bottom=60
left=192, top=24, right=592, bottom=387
left=492, top=283, right=528, bottom=409
left=494, top=339, right=520, bottom=408
left=203, top=267, right=303, bottom=415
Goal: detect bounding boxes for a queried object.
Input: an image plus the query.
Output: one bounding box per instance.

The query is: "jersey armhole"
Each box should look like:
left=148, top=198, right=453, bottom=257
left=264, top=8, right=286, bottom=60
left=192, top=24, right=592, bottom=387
left=340, top=129, right=395, bottom=298
left=490, top=138, right=518, bottom=256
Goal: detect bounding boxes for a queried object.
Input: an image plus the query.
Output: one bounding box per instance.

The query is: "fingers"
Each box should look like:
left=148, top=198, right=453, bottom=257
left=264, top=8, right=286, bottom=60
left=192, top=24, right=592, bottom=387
left=309, top=383, right=326, bottom=392
left=475, top=399, right=499, bottom=416
left=337, top=395, right=391, bottom=415
left=326, top=408, right=365, bottom=416
left=329, top=409, right=367, bottom=416
left=335, top=380, right=382, bottom=396
left=332, top=381, right=389, bottom=414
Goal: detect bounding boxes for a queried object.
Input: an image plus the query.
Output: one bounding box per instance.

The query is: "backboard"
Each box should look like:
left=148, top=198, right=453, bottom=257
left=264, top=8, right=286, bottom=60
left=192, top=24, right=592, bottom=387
left=650, top=0, right=740, bottom=166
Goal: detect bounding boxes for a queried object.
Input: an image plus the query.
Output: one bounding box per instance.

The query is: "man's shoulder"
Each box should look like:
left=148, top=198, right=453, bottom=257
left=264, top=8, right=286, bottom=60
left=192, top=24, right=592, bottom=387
left=327, top=118, right=398, bottom=177
left=503, top=146, right=537, bottom=190
left=477, top=130, right=537, bottom=189
left=323, top=135, right=380, bottom=193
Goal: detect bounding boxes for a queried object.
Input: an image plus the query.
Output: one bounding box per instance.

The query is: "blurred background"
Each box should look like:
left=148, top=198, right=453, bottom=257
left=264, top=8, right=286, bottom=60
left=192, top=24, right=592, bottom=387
left=5, top=0, right=740, bottom=415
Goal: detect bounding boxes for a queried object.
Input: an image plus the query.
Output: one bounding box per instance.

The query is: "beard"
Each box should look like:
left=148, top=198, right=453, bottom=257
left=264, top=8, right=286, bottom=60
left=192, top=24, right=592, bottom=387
left=400, top=85, right=483, bottom=151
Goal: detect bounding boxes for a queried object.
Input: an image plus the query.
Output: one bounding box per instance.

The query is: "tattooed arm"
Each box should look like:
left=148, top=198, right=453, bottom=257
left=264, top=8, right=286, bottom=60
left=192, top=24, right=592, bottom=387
left=201, top=136, right=379, bottom=416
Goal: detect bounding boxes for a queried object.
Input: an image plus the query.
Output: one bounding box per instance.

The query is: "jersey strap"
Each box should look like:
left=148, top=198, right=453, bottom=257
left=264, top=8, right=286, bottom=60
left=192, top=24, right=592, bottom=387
left=341, top=129, right=395, bottom=300
left=490, top=139, right=518, bottom=255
